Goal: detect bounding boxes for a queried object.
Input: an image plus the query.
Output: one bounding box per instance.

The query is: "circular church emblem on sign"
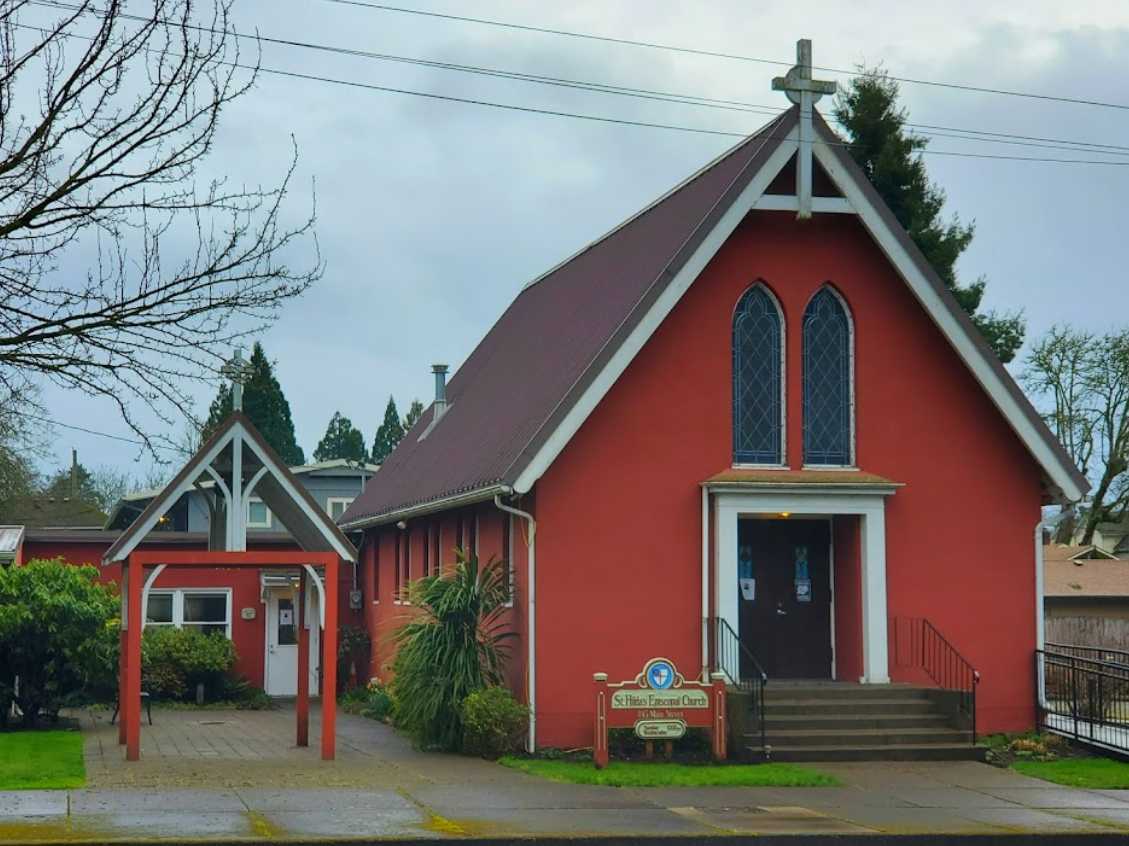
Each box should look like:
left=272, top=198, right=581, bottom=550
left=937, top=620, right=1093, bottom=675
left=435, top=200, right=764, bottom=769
left=645, top=659, right=675, bottom=690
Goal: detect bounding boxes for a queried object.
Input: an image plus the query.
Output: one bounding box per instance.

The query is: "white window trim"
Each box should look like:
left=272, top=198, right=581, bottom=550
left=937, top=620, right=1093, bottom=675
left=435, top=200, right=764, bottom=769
left=732, top=281, right=787, bottom=468
left=801, top=284, right=856, bottom=468
left=247, top=496, right=272, bottom=529
left=145, top=588, right=233, bottom=638
left=326, top=496, right=354, bottom=521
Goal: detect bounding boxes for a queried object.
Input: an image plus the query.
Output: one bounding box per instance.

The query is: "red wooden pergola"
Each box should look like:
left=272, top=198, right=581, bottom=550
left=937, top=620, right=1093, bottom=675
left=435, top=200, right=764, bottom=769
left=103, top=386, right=357, bottom=763
left=116, top=550, right=340, bottom=760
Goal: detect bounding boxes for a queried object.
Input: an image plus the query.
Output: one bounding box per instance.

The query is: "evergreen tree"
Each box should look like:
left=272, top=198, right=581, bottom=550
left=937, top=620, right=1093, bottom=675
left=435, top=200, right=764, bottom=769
left=313, top=412, right=367, bottom=463
left=203, top=342, right=305, bottom=465
left=833, top=71, right=1025, bottom=363
left=371, top=397, right=405, bottom=463
left=402, top=399, right=425, bottom=432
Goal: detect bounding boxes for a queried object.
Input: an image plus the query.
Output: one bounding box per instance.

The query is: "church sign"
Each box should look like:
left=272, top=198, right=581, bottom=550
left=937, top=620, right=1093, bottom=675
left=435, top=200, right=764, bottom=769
left=592, top=658, right=727, bottom=768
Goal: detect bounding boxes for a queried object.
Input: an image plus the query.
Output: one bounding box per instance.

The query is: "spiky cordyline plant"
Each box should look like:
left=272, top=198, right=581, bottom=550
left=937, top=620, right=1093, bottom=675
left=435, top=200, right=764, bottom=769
left=390, top=549, right=513, bottom=750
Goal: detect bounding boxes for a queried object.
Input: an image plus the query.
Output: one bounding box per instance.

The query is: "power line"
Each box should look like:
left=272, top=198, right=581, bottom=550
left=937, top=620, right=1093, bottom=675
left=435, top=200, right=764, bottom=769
left=319, top=0, right=1129, bottom=113
left=12, top=20, right=1129, bottom=167
left=26, top=0, right=1129, bottom=158
left=24, top=413, right=190, bottom=454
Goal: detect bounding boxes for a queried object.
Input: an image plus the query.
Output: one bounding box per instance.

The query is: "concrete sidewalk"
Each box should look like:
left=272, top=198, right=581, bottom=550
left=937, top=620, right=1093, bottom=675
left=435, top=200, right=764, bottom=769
left=6, top=706, right=1129, bottom=840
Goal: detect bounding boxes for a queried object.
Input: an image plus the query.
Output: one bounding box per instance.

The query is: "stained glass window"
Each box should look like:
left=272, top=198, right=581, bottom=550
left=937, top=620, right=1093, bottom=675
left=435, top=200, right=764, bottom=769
left=732, top=286, right=783, bottom=464
left=803, top=288, right=852, bottom=465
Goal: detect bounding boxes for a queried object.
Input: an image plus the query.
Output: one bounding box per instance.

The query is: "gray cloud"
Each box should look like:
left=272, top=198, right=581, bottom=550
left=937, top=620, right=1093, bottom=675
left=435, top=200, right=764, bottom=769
left=29, top=1, right=1129, bottom=480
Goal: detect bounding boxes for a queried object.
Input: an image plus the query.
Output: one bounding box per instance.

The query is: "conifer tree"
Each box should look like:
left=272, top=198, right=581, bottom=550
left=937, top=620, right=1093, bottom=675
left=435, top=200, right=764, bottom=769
left=203, top=343, right=305, bottom=465
left=313, top=412, right=367, bottom=463
left=833, top=71, right=1025, bottom=362
left=371, top=397, right=405, bottom=463
left=402, top=399, right=425, bottom=432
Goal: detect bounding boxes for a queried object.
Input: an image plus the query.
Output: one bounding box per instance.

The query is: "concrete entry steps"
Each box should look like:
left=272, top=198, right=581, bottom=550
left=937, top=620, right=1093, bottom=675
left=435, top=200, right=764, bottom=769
left=743, top=682, right=983, bottom=763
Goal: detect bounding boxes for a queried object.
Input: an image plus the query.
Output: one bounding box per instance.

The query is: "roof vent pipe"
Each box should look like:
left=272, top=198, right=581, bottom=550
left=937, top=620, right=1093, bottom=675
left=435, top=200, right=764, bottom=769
left=432, top=364, right=449, bottom=422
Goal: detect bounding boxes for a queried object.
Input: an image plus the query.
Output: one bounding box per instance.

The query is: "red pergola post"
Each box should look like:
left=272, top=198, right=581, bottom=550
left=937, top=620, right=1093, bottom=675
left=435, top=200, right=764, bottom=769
left=297, top=568, right=309, bottom=747
left=125, top=554, right=143, bottom=761
left=117, top=565, right=128, bottom=746
left=321, top=556, right=339, bottom=760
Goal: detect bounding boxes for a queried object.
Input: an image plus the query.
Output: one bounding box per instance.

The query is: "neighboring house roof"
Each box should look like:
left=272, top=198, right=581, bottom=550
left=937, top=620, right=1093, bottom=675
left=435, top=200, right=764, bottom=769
left=103, top=457, right=378, bottom=530
left=104, top=412, right=357, bottom=563
left=1045, top=545, right=1129, bottom=598
left=0, top=525, right=24, bottom=563
left=23, top=528, right=296, bottom=546
left=341, top=105, right=1088, bottom=530
left=4, top=496, right=106, bottom=529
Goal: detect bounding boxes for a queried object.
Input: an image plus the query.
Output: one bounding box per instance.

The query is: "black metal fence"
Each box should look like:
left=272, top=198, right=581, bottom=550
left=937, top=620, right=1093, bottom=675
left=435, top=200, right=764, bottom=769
left=893, top=616, right=979, bottom=740
left=708, top=616, right=767, bottom=755
left=1037, top=648, right=1129, bottom=754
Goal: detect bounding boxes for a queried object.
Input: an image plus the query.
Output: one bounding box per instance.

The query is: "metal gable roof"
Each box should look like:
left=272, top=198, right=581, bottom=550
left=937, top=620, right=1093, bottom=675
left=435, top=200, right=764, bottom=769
left=343, top=105, right=1087, bottom=528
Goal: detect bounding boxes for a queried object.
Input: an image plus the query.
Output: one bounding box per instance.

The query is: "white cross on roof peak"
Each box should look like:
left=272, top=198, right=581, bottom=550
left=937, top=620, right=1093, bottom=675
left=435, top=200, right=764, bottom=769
left=772, top=39, right=837, bottom=219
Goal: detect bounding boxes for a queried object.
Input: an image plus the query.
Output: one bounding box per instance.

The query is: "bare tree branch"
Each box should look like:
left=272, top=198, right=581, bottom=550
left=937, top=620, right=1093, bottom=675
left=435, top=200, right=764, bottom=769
left=0, top=0, right=321, bottom=454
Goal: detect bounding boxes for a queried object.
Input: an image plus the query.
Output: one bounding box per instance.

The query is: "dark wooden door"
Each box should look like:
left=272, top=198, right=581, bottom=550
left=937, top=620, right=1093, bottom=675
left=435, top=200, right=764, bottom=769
left=737, top=518, right=832, bottom=679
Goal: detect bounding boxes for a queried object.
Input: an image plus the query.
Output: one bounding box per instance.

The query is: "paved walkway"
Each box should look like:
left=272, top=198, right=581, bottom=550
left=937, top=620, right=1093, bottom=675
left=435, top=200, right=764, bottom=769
left=5, top=705, right=1129, bottom=840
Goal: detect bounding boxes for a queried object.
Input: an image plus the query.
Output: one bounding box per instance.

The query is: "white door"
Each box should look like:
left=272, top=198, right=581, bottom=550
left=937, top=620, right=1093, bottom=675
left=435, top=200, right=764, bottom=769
left=265, top=590, right=299, bottom=696
left=264, top=587, right=321, bottom=696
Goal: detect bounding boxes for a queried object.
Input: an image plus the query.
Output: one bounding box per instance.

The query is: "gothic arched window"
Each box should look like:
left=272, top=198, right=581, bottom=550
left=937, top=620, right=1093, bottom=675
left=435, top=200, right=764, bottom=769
left=802, top=286, right=853, bottom=466
left=732, top=285, right=784, bottom=465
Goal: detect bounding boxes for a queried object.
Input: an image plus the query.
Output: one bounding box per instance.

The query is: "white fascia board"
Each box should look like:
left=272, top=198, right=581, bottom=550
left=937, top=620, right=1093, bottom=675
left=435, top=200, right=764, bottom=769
left=105, top=428, right=237, bottom=562
left=338, top=484, right=509, bottom=532
left=754, top=195, right=854, bottom=214
left=812, top=142, right=1084, bottom=504
left=512, top=129, right=801, bottom=494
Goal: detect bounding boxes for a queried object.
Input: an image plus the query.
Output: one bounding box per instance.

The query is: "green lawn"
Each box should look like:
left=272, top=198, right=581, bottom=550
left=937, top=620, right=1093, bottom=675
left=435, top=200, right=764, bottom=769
left=1013, top=757, right=1129, bottom=789
left=0, top=730, right=86, bottom=789
left=499, top=757, right=837, bottom=787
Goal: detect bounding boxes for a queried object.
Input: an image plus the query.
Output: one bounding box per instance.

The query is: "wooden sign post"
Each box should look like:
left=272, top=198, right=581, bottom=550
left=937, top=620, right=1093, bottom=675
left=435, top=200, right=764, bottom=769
left=593, top=658, right=727, bottom=768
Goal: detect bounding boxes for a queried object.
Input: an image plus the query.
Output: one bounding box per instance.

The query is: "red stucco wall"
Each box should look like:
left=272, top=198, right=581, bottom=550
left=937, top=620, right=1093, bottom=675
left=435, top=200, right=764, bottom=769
left=530, top=211, right=1043, bottom=747
left=23, top=538, right=360, bottom=690
left=365, top=505, right=528, bottom=695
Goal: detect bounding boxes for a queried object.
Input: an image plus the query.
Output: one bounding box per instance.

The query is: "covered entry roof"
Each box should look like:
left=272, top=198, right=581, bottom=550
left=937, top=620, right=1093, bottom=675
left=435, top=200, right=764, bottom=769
left=104, top=413, right=356, bottom=564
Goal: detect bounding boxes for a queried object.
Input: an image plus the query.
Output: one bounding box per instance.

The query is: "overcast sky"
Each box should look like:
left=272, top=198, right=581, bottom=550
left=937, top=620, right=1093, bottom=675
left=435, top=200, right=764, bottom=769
left=24, top=0, right=1129, bottom=484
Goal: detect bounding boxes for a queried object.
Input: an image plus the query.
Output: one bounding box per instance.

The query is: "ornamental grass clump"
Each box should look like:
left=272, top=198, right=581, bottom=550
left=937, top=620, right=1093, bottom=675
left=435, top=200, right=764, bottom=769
left=390, top=549, right=513, bottom=751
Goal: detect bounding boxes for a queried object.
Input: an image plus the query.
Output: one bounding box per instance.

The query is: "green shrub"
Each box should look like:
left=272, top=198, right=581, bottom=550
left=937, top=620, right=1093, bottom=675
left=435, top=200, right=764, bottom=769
left=141, top=626, right=236, bottom=702
left=341, top=678, right=394, bottom=721
left=390, top=549, right=513, bottom=750
left=461, top=686, right=528, bottom=758
left=222, top=676, right=273, bottom=710
left=0, top=559, right=117, bottom=726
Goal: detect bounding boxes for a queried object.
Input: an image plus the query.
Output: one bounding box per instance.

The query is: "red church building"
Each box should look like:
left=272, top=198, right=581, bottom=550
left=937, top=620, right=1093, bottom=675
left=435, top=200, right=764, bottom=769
left=341, top=48, right=1087, bottom=759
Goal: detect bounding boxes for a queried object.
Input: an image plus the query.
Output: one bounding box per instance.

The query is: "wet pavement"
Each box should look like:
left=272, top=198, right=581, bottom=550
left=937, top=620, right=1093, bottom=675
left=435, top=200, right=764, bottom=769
left=6, top=705, right=1129, bottom=840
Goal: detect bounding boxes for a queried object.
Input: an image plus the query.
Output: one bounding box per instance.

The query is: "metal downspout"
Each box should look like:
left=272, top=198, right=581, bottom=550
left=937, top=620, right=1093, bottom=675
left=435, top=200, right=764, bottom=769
left=494, top=492, right=537, bottom=752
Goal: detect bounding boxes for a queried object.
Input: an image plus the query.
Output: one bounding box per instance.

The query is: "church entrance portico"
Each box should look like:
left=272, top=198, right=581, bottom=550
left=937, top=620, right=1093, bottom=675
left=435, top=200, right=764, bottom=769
left=706, top=472, right=899, bottom=686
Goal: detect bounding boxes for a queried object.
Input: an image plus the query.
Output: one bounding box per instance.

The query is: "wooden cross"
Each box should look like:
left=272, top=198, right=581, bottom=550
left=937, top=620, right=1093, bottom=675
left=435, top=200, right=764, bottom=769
left=772, top=39, right=836, bottom=219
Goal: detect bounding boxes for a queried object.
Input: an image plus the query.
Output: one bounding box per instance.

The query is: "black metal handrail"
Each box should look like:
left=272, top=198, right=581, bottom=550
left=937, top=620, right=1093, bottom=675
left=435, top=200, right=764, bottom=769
left=1036, top=649, right=1129, bottom=754
left=894, top=617, right=979, bottom=740
left=1046, top=642, right=1129, bottom=668
left=708, top=616, right=768, bottom=756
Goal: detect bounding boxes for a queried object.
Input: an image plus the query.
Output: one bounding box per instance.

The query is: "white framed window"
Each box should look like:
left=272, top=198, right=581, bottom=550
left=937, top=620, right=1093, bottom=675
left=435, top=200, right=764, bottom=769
left=247, top=496, right=272, bottom=529
left=145, top=589, right=232, bottom=638
left=326, top=497, right=354, bottom=521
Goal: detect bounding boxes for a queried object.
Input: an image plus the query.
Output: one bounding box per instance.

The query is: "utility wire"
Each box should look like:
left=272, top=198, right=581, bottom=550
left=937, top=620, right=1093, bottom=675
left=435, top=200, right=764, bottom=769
left=24, top=413, right=191, bottom=454
left=320, top=0, right=1129, bottom=112
left=27, top=0, right=1129, bottom=157
left=12, top=19, right=1129, bottom=166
